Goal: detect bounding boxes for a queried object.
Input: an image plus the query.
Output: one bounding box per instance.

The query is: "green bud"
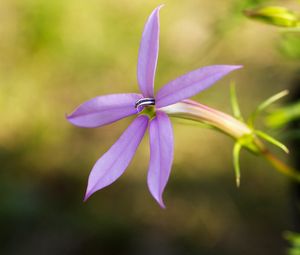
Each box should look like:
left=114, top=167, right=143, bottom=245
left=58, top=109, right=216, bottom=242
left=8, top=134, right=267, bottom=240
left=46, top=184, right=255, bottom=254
left=244, top=6, right=300, bottom=27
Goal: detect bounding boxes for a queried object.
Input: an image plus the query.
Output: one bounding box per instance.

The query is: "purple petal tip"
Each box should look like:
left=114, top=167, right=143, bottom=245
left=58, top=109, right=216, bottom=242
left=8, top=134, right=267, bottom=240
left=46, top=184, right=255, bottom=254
left=66, top=113, right=73, bottom=122
left=234, top=65, right=243, bottom=69
left=150, top=192, right=166, bottom=208
left=231, top=65, right=243, bottom=71
left=65, top=113, right=84, bottom=127
left=151, top=192, right=167, bottom=208
left=158, top=199, right=166, bottom=209
left=157, top=4, right=165, bottom=9
left=225, top=65, right=243, bottom=71
left=66, top=113, right=79, bottom=126
left=65, top=112, right=72, bottom=121
left=83, top=191, right=92, bottom=202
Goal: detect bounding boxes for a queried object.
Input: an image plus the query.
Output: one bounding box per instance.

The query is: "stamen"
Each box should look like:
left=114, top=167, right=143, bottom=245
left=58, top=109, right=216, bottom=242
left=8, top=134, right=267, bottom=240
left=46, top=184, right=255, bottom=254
left=135, top=98, right=155, bottom=109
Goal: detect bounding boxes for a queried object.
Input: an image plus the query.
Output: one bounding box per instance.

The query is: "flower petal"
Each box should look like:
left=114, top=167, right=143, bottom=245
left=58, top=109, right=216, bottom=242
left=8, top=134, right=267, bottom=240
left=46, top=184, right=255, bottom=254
left=137, top=5, right=163, bottom=97
left=156, top=65, right=242, bottom=108
left=147, top=111, right=174, bottom=208
left=67, top=93, right=142, bottom=128
left=84, top=115, right=149, bottom=201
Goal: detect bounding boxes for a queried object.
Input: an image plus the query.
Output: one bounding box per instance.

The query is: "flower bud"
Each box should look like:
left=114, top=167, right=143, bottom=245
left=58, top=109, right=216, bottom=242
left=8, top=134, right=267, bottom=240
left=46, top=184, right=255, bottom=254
left=244, top=6, right=300, bottom=27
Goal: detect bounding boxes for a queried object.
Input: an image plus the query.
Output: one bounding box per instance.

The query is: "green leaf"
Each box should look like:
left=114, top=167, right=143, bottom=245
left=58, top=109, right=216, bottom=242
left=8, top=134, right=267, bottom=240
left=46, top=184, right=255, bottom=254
left=230, top=81, right=244, bottom=121
left=233, top=142, right=242, bottom=187
left=284, top=231, right=300, bottom=255
left=266, top=100, right=300, bottom=128
left=254, top=130, right=289, bottom=153
left=248, top=90, right=289, bottom=127
left=280, top=34, right=300, bottom=60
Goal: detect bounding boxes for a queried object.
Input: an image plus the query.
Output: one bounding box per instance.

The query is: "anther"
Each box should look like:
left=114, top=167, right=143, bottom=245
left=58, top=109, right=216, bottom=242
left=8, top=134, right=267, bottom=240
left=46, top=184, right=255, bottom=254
left=135, top=98, right=155, bottom=109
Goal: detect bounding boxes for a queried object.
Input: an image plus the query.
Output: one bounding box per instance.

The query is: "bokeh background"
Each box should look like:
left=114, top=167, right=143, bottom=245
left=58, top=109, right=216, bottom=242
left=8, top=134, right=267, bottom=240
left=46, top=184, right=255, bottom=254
left=1, top=0, right=300, bottom=254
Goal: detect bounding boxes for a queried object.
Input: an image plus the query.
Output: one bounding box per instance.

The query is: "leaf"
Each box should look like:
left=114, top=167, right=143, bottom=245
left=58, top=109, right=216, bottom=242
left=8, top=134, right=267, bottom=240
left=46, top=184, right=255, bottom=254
left=266, top=100, right=300, bottom=128
left=248, top=90, right=289, bottom=127
left=230, top=81, right=244, bottom=121
left=254, top=130, right=289, bottom=153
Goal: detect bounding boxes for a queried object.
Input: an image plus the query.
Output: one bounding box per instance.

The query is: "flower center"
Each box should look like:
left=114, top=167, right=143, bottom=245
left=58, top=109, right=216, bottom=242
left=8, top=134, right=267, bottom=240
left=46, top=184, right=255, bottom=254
left=135, top=98, right=156, bottom=118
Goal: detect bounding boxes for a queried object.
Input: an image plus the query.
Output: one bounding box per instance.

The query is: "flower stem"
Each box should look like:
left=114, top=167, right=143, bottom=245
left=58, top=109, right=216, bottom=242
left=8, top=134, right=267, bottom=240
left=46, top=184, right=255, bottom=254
left=262, top=150, right=300, bottom=182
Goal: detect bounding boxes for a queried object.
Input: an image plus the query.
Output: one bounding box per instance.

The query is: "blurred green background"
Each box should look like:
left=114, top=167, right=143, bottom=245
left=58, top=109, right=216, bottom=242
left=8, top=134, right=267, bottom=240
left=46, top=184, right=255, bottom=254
left=1, top=0, right=300, bottom=254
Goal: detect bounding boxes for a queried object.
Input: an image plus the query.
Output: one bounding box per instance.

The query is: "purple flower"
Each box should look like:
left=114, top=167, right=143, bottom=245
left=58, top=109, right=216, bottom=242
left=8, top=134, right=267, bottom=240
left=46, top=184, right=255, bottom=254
left=67, top=5, right=241, bottom=208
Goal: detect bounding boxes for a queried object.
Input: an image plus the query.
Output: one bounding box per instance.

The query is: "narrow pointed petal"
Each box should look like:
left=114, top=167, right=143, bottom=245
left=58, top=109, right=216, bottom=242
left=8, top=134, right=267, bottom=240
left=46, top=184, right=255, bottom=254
left=137, top=5, right=163, bottom=97
left=148, top=111, right=174, bottom=208
left=67, top=93, right=142, bottom=128
left=84, top=115, right=149, bottom=200
left=156, top=65, right=242, bottom=108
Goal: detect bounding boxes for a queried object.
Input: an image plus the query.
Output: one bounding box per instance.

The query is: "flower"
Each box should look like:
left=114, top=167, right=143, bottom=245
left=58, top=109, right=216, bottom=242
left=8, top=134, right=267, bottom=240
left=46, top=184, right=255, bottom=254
left=67, top=5, right=241, bottom=207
